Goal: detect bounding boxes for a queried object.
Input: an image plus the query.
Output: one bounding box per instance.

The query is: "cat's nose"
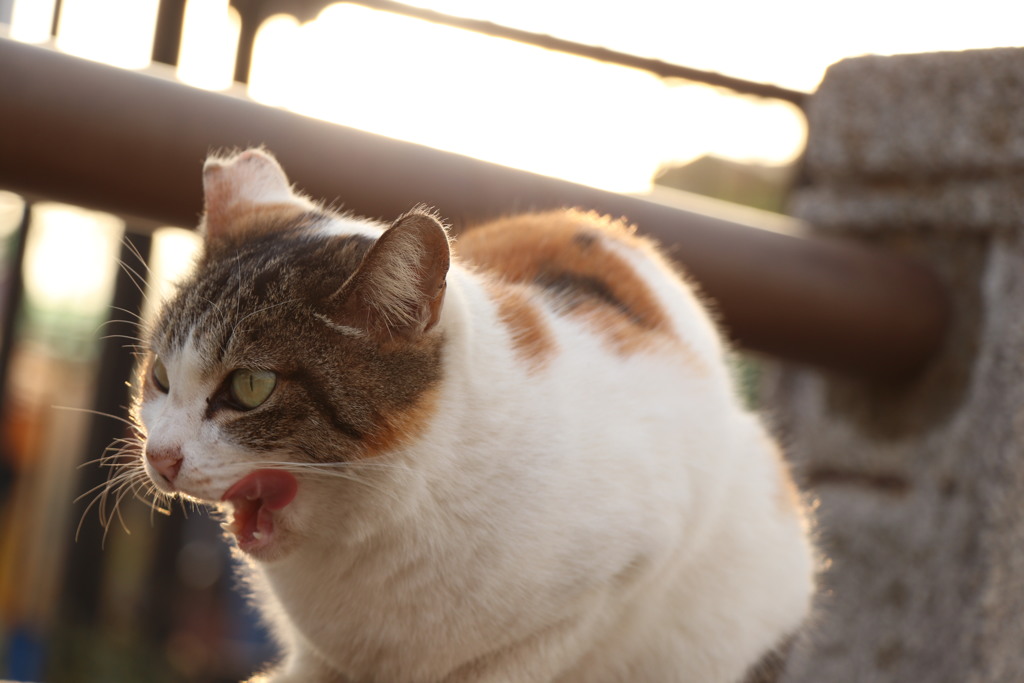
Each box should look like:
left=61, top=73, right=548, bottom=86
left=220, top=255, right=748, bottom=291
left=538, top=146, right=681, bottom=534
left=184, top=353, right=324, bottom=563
left=147, top=445, right=183, bottom=484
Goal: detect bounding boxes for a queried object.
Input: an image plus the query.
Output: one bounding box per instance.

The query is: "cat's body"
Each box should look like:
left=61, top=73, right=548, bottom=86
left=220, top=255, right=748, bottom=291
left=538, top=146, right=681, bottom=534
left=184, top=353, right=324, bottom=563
left=135, top=149, right=813, bottom=682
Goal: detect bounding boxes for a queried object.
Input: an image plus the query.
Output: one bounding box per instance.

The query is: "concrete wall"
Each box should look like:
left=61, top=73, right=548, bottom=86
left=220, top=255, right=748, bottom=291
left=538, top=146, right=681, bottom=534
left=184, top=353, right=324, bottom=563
left=767, top=48, right=1024, bottom=682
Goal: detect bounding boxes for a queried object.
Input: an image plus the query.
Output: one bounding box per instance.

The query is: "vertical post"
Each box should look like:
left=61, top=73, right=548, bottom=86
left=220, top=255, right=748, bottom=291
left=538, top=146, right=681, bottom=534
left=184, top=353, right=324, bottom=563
left=152, top=0, right=188, bottom=67
left=230, top=0, right=333, bottom=84
left=50, top=0, right=62, bottom=37
left=0, top=201, right=31, bottom=503
left=60, top=229, right=153, bottom=624
left=231, top=0, right=259, bottom=84
left=767, top=47, right=1024, bottom=682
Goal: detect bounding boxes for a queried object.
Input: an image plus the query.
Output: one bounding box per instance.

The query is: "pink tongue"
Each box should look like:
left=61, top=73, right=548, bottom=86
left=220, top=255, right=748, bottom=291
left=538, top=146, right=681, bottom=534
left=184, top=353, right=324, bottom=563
left=221, top=470, right=298, bottom=549
left=223, top=469, right=298, bottom=509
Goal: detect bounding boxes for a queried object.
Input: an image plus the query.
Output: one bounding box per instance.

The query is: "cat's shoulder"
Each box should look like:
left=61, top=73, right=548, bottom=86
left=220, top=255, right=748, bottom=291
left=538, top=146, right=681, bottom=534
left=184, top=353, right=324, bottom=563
left=455, top=209, right=695, bottom=364
left=454, top=208, right=655, bottom=274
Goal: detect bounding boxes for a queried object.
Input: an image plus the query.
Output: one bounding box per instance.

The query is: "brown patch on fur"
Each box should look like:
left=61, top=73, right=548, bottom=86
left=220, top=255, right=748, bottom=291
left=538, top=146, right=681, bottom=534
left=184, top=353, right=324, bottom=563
left=456, top=210, right=677, bottom=355
left=483, top=279, right=557, bottom=372
left=360, top=386, right=442, bottom=458
left=570, top=300, right=660, bottom=356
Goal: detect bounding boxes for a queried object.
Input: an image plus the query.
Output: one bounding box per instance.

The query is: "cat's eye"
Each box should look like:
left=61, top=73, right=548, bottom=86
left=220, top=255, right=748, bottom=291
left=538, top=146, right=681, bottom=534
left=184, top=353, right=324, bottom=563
left=229, top=369, right=277, bottom=410
left=152, top=358, right=170, bottom=393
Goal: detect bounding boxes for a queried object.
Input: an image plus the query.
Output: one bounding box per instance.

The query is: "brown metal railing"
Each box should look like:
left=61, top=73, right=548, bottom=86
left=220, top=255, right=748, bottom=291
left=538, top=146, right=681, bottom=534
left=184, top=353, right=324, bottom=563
left=0, top=36, right=949, bottom=382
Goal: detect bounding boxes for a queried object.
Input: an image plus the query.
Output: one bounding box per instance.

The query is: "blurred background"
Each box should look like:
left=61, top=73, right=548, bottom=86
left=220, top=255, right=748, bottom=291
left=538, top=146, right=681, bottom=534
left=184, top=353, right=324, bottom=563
left=0, top=0, right=1020, bottom=680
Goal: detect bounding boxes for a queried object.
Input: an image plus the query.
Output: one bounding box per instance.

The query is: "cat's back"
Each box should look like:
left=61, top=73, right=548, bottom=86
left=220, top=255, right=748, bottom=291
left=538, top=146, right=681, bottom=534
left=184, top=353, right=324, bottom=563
left=447, top=210, right=809, bottom=683
left=454, top=209, right=725, bottom=376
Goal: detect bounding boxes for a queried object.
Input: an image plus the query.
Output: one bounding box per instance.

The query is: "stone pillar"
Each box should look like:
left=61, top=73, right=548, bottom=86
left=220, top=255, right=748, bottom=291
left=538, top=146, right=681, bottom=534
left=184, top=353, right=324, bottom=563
left=767, top=48, right=1024, bottom=682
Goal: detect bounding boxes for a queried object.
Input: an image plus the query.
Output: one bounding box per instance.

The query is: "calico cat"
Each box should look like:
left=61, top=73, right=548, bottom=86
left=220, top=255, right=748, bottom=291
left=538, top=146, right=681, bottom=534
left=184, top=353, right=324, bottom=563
left=132, top=148, right=813, bottom=682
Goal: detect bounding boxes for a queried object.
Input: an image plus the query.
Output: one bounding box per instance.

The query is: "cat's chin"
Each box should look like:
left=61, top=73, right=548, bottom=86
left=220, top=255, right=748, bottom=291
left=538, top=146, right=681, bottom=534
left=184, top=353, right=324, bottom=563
left=221, top=469, right=298, bottom=558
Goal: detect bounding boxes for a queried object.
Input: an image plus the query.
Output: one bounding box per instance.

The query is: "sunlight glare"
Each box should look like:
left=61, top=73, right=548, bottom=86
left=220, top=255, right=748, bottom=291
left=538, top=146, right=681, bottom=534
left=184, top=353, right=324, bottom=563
left=143, top=228, right=201, bottom=323
left=0, top=192, right=25, bottom=240
left=401, top=0, right=1024, bottom=92
left=655, top=86, right=806, bottom=165
left=9, top=0, right=58, bottom=44
left=177, top=0, right=241, bottom=91
left=55, top=0, right=160, bottom=69
left=24, top=204, right=123, bottom=315
left=249, top=4, right=689, bottom=193
left=247, top=14, right=303, bottom=106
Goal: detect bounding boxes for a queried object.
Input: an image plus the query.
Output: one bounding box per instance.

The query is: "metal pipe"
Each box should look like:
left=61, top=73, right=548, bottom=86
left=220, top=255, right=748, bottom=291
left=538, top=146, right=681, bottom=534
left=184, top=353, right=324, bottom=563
left=340, top=0, right=809, bottom=106
left=0, top=37, right=949, bottom=381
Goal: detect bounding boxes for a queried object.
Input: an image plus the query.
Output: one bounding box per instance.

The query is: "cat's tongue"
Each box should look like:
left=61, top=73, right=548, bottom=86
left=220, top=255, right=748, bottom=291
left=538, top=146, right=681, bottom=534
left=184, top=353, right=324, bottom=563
left=221, top=470, right=297, bottom=554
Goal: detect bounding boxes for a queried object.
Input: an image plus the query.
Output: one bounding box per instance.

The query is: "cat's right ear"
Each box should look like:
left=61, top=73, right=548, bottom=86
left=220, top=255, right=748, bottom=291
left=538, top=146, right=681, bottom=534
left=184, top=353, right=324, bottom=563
left=201, top=148, right=315, bottom=242
left=330, top=208, right=451, bottom=342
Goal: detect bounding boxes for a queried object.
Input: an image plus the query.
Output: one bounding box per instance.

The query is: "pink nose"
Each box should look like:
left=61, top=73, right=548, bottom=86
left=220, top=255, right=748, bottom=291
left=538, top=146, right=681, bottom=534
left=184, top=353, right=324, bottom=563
left=147, top=445, right=183, bottom=484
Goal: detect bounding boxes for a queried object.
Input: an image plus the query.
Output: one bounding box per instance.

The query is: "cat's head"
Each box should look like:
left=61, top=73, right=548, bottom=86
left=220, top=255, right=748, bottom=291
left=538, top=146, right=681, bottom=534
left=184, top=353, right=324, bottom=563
left=134, top=148, right=450, bottom=559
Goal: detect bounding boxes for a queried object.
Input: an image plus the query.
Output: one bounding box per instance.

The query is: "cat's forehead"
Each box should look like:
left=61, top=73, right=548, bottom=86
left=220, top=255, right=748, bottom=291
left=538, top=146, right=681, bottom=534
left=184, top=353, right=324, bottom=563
left=155, top=330, right=219, bottom=392
left=152, top=216, right=379, bottom=363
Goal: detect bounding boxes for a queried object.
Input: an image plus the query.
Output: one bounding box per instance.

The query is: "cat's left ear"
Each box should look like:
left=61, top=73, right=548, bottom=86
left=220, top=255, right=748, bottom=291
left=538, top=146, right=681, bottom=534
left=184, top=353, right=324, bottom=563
left=332, top=208, right=450, bottom=341
left=201, top=148, right=315, bottom=242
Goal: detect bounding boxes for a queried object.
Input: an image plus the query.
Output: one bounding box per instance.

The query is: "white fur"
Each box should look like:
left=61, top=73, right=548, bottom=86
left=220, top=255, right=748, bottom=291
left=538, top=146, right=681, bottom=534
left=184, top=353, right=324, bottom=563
left=316, top=213, right=385, bottom=240
left=143, top=157, right=814, bottom=682
left=141, top=334, right=261, bottom=501
left=245, top=232, right=814, bottom=682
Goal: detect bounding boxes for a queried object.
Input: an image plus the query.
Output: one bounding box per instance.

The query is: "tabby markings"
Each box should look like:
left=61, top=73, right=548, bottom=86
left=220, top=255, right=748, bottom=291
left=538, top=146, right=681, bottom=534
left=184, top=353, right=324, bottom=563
left=483, top=279, right=557, bottom=372
left=457, top=210, right=679, bottom=358
left=362, top=387, right=442, bottom=458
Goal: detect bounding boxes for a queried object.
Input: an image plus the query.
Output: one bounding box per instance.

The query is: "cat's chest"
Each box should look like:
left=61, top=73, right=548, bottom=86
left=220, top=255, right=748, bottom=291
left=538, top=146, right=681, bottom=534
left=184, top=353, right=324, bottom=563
left=258, top=524, right=508, bottom=678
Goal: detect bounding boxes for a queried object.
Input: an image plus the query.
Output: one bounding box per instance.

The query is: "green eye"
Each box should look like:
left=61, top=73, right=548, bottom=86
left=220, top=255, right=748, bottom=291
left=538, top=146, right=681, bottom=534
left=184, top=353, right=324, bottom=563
left=229, top=369, right=277, bottom=409
left=152, top=358, right=170, bottom=392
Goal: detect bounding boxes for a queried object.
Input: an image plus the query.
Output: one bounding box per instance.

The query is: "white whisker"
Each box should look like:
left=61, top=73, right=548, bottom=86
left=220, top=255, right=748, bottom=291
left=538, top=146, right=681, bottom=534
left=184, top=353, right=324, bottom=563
left=107, top=478, right=139, bottom=540
left=116, top=246, right=153, bottom=304
left=74, top=467, right=139, bottom=505
left=98, top=333, right=145, bottom=345
left=121, top=236, right=152, bottom=275
left=109, top=304, right=146, bottom=324
left=74, top=422, right=166, bottom=545
left=53, top=405, right=138, bottom=429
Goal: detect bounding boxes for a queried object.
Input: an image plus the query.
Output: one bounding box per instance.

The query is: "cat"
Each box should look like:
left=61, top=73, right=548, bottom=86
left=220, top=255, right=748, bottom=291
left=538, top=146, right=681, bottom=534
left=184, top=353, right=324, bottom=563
left=130, top=148, right=814, bottom=682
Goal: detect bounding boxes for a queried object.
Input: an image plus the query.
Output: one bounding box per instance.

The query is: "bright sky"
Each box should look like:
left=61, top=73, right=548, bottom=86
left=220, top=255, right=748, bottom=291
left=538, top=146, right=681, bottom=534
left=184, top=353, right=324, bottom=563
left=5, top=0, right=1023, bottom=303
left=218, top=0, right=1024, bottom=192
left=10, top=0, right=1024, bottom=194
left=400, top=0, right=1024, bottom=92
left=21, top=202, right=124, bottom=314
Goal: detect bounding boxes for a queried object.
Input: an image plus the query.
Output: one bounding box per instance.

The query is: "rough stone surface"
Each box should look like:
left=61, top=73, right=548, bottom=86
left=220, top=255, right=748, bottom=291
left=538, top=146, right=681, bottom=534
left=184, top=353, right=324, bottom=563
left=804, top=48, right=1024, bottom=182
left=792, top=47, right=1024, bottom=235
left=793, top=175, right=1024, bottom=234
left=766, top=47, right=1024, bottom=683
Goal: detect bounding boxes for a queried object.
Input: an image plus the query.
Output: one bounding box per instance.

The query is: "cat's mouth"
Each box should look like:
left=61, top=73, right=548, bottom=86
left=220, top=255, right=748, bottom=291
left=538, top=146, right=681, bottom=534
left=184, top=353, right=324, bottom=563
left=221, top=469, right=298, bottom=555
